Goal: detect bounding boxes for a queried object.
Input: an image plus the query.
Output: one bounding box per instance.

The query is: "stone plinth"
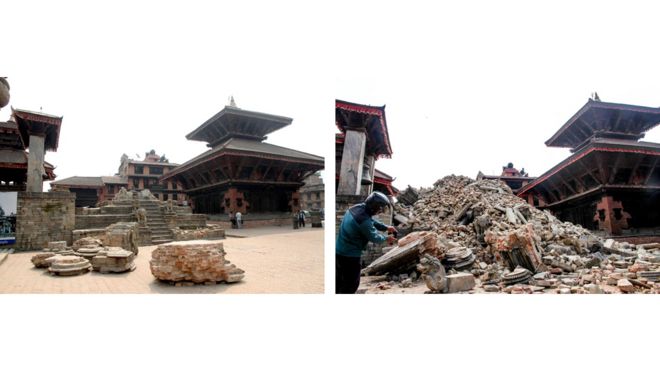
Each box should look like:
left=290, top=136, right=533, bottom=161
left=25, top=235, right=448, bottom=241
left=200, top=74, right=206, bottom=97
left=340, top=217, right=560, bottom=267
left=73, top=237, right=103, bottom=251
left=150, top=240, right=244, bottom=284
left=15, top=192, right=76, bottom=250
left=92, top=247, right=136, bottom=273
left=47, top=255, right=92, bottom=276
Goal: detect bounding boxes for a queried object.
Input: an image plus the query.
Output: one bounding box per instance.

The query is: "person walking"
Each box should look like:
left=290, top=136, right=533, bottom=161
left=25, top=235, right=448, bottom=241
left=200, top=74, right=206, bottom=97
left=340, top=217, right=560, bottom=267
left=235, top=211, right=242, bottom=229
left=298, top=210, right=306, bottom=228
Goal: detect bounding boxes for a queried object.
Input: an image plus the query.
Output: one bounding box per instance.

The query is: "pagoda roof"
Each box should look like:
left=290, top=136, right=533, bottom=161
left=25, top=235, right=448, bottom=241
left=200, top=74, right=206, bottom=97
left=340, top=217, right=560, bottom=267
left=186, top=105, right=292, bottom=147
left=335, top=99, right=392, bottom=158
left=546, top=100, right=660, bottom=149
left=0, top=121, right=24, bottom=149
left=374, top=168, right=394, bottom=181
left=518, top=138, right=660, bottom=200
left=11, top=108, right=63, bottom=152
left=161, top=137, right=324, bottom=181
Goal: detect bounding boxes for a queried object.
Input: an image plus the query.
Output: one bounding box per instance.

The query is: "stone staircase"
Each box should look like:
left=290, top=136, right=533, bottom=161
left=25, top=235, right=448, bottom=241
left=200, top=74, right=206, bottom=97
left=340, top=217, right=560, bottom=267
left=138, top=200, right=173, bottom=244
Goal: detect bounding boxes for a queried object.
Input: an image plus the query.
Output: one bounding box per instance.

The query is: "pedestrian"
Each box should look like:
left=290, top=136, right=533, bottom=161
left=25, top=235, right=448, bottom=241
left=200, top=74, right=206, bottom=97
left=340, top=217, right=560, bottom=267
left=298, top=210, right=306, bottom=228
left=335, top=191, right=397, bottom=294
left=229, top=211, right=237, bottom=229
left=235, top=211, right=242, bottom=229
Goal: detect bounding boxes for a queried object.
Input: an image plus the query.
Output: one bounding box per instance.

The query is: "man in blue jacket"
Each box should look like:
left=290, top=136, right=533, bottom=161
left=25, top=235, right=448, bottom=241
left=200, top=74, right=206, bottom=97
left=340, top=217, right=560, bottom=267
left=336, top=191, right=397, bottom=294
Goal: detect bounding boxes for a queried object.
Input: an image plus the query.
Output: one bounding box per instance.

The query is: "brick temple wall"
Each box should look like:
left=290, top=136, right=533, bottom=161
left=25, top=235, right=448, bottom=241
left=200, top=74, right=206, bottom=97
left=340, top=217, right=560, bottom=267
left=15, top=192, right=76, bottom=250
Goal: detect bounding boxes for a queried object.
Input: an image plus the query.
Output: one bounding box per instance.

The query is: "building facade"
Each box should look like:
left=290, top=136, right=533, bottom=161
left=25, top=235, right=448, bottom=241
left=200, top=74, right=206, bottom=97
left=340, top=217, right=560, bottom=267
left=299, top=172, right=324, bottom=211
left=50, top=150, right=187, bottom=207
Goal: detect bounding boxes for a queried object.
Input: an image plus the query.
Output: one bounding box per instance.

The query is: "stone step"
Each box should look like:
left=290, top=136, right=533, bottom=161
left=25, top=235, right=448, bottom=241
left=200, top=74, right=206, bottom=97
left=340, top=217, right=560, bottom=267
left=151, top=238, right=173, bottom=245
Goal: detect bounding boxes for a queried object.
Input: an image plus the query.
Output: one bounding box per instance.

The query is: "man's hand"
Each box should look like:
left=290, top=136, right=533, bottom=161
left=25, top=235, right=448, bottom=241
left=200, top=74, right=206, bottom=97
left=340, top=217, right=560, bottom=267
left=387, top=226, right=398, bottom=236
left=386, top=235, right=398, bottom=246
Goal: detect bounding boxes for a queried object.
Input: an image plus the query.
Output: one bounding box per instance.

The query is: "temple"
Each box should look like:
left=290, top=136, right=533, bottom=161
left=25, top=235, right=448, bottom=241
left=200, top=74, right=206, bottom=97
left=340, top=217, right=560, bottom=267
left=160, top=103, right=324, bottom=225
left=517, top=99, right=660, bottom=242
left=477, top=163, right=536, bottom=194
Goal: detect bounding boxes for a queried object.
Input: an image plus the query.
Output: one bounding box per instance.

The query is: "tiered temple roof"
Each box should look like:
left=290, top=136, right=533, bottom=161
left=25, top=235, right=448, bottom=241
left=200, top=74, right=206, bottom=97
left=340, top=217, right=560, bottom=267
left=335, top=100, right=392, bottom=158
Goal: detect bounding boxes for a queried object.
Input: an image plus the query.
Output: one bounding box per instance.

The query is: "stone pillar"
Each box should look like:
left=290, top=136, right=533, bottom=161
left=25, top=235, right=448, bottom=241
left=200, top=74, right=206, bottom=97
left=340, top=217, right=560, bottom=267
left=26, top=135, right=46, bottom=192
left=594, top=195, right=630, bottom=235
left=337, top=129, right=366, bottom=195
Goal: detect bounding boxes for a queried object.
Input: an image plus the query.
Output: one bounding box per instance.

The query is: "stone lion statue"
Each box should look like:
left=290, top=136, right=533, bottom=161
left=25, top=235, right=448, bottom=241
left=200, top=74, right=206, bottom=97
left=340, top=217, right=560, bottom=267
left=135, top=208, right=148, bottom=225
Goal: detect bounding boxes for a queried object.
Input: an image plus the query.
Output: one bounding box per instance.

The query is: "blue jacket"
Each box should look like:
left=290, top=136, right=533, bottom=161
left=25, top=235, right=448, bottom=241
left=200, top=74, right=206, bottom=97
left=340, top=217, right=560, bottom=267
left=336, top=203, right=388, bottom=257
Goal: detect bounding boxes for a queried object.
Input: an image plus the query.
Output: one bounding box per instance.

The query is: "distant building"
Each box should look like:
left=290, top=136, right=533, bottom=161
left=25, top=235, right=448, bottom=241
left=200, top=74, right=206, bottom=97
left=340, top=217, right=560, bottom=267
left=50, top=150, right=187, bottom=207
left=477, top=163, right=536, bottom=194
left=300, top=172, right=324, bottom=211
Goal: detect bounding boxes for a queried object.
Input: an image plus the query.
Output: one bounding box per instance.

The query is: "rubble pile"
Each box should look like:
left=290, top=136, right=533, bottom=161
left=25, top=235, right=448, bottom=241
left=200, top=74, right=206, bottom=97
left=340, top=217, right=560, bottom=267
left=363, top=175, right=660, bottom=294
left=149, top=240, right=245, bottom=284
left=91, top=247, right=136, bottom=273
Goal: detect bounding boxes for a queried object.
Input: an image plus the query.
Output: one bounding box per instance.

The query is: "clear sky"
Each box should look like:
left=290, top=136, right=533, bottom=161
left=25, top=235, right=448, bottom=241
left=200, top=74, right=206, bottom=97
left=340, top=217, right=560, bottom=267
left=3, top=1, right=660, bottom=192
left=2, top=1, right=332, bottom=192
left=334, top=1, right=660, bottom=189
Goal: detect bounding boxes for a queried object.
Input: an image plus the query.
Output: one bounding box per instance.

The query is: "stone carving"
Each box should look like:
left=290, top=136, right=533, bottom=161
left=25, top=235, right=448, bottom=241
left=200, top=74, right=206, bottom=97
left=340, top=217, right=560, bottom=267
left=104, top=222, right=139, bottom=255
left=92, top=247, right=136, bottom=273
left=113, top=187, right=133, bottom=202
left=150, top=240, right=245, bottom=284
left=47, top=255, right=92, bottom=276
left=139, top=189, right=158, bottom=201
left=135, top=208, right=148, bottom=226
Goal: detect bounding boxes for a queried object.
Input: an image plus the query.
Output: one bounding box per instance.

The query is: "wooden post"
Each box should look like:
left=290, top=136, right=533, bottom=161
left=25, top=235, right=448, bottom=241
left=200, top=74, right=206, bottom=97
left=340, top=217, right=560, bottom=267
left=337, top=129, right=366, bottom=195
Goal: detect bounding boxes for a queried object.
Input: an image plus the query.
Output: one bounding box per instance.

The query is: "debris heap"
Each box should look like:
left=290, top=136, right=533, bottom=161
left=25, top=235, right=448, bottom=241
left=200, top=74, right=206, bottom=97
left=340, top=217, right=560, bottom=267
left=363, top=175, right=660, bottom=294
left=150, top=240, right=245, bottom=284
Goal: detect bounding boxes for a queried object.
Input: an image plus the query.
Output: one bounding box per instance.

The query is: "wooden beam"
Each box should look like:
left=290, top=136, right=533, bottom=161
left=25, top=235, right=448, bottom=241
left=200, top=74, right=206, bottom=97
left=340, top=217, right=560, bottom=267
left=611, top=109, right=623, bottom=132
left=643, top=157, right=659, bottom=185
left=557, top=172, right=577, bottom=195
left=594, top=152, right=609, bottom=184
left=607, top=152, right=622, bottom=184
left=627, top=154, right=644, bottom=185
left=539, top=182, right=559, bottom=204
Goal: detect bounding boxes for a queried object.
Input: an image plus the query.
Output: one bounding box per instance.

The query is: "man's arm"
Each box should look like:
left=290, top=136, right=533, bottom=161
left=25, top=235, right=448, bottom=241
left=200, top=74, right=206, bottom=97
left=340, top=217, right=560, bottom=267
left=359, top=219, right=387, bottom=244
left=372, top=219, right=388, bottom=232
